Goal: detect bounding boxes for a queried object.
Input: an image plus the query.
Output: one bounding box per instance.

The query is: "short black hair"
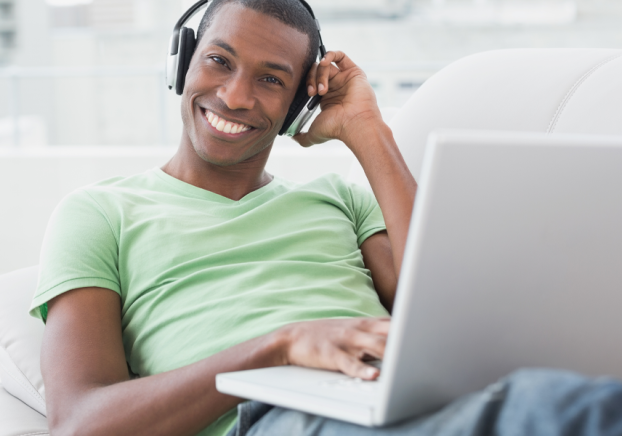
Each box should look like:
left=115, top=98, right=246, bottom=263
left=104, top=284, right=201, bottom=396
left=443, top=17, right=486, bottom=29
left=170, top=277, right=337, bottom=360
left=195, top=0, right=320, bottom=79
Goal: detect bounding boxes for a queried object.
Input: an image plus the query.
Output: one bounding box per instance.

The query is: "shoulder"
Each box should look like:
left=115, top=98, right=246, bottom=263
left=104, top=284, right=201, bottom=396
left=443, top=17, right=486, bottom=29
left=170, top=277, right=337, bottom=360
left=60, top=169, right=161, bottom=212
left=298, top=173, right=377, bottom=206
left=78, top=169, right=160, bottom=199
left=275, top=174, right=379, bottom=222
left=290, top=173, right=372, bottom=197
left=49, top=169, right=161, bottom=238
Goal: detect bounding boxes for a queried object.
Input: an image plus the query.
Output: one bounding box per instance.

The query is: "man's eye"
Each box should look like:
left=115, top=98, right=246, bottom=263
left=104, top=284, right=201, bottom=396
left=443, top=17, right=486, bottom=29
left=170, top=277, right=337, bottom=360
left=210, top=56, right=227, bottom=66
left=263, top=77, right=282, bottom=86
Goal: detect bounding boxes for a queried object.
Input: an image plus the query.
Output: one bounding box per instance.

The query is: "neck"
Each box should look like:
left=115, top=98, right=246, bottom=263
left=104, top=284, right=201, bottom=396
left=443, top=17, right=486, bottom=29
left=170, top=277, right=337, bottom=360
left=162, top=135, right=274, bottom=201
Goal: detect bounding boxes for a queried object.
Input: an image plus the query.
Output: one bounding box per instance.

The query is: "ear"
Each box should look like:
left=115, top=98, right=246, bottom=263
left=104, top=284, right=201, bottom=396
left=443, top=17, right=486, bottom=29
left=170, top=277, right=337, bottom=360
left=175, top=27, right=197, bottom=95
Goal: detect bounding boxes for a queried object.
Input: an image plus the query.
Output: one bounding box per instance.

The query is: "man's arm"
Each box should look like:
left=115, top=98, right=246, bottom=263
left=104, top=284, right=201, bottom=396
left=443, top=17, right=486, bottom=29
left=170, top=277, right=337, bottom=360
left=43, top=287, right=283, bottom=436
left=43, top=287, right=389, bottom=436
left=345, top=123, right=417, bottom=277
left=361, top=231, right=398, bottom=312
left=296, top=51, right=417, bottom=287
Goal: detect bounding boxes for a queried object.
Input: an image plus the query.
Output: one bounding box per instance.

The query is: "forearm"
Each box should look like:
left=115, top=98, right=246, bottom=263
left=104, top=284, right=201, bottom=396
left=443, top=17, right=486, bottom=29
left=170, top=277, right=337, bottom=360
left=345, top=121, right=417, bottom=275
left=50, top=331, right=286, bottom=436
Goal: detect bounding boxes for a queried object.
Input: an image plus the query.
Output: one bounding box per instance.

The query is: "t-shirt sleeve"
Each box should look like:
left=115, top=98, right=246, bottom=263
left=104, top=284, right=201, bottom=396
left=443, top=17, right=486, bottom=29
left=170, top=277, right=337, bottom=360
left=348, top=182, right=387, bottom=246
left=29, top=189, right=121, bottom=322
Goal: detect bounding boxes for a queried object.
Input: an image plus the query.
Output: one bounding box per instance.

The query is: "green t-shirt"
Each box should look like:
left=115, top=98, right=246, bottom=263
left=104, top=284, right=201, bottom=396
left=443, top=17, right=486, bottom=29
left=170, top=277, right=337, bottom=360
left=30, top=168, right=388, bottom=436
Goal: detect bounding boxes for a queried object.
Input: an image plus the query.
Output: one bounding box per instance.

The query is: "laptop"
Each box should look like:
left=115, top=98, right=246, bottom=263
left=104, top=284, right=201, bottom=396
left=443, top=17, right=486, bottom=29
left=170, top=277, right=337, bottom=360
left=216, top=130, right=622, bottom=426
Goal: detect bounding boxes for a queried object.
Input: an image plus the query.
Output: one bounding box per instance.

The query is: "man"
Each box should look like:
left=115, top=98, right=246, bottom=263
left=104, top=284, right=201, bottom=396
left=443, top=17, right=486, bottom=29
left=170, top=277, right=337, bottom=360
left=29, top=1, right=622, bottom=436
left=32, top=0, right=412, bottom=434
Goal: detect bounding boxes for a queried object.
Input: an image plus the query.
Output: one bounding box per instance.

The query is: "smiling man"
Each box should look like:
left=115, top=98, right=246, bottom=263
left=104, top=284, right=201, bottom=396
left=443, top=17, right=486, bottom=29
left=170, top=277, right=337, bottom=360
left=30, top=1, right=415, bottom=435
left=28, top=1, right=622, bottom=436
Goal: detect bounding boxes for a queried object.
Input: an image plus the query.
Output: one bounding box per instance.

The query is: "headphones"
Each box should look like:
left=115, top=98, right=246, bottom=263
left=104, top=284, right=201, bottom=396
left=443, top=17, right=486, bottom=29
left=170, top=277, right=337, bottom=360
left=165, top=0, right=327, bottom=137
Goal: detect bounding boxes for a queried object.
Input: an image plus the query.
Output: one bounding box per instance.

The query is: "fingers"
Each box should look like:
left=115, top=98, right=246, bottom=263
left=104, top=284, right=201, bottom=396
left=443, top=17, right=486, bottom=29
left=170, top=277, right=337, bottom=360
left=335, top=351, right=380, bottom=380
left=345, top=330, right=387, bottom=361
left=306, top=62, right=318, bottom=96
left=335, top=319, right=389, bottom=379
left=282, top=317, right=391, bottom=381
left=315, top=58, right=333, bottom=96
left=356, top=317, right=391, bottom=336
left=322, top=50, right=357, bottom=71
left=292, top=131, right=317, bottom=148
left=305, top=50, right=357, bottom=96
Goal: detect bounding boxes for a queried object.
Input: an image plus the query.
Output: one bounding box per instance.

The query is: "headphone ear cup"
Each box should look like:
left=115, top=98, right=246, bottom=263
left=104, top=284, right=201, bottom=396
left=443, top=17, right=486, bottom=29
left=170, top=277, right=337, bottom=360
left=175, top=27, right=197, bottom=95
left=279, top=83, right=311, bottom=135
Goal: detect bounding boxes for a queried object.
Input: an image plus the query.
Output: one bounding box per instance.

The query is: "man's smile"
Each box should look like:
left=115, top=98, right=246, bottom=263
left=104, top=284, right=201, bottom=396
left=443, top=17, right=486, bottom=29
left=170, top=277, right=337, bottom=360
left=202, top=108, right=255, bottom=136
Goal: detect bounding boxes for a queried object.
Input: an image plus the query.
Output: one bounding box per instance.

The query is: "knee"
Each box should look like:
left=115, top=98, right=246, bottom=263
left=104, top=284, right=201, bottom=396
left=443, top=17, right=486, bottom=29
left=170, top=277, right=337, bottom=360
left=493, top=369, right=622, bottom=434
left=506, top=368, right=586, bottom=388
left=503, top=367, right=622, bottom=405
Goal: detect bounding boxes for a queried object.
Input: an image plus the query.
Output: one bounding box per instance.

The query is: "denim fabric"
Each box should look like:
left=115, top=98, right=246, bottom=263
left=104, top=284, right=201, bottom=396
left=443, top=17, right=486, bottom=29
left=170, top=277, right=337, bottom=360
left=226, top=369, right=622, bottom=436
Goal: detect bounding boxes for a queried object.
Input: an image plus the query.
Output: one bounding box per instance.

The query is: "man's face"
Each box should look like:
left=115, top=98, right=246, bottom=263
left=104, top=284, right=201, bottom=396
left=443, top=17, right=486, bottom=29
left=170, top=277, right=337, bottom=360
left=181, top=3, right=310, bottom=166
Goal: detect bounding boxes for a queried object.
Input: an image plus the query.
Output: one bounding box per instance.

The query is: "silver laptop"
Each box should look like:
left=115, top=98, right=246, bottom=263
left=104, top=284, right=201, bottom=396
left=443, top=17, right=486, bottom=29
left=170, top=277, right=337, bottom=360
left=216, top=130, right=622, bottom=426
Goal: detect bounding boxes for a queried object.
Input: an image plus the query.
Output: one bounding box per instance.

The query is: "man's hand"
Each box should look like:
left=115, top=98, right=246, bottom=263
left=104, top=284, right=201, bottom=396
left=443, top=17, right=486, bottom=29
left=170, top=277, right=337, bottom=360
left=293, top=51, right=384, bottom=150
left=279, top=317, right=390, bottom=380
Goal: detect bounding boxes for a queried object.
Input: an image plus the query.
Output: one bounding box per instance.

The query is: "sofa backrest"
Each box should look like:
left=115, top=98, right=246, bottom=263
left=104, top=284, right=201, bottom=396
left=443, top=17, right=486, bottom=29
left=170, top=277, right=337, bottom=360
left=348, top=48, right=622, bottom=186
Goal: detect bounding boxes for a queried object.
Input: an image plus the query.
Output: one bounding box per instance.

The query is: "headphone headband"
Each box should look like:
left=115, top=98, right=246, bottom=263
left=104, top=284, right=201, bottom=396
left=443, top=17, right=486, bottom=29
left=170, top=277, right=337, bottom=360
left=297, top=0, right=326, bottom=57
left=169, top=0, right=209, bottom=56
left=169, top=0, right=325, bottom=58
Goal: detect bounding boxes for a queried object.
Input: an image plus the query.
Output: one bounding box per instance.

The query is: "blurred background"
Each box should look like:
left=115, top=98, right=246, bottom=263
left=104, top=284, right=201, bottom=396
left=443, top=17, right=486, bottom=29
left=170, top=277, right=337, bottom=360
left=1, top=0, right=622, bottom=148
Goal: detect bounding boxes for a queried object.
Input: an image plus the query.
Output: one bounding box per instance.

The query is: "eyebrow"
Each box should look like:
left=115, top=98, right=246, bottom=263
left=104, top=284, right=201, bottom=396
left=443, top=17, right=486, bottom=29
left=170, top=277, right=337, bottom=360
left=261, top=61, right=294, bottom=77
left=210, top=38, right=294, bottom=78
left=211, top=39, right=237, bottom=56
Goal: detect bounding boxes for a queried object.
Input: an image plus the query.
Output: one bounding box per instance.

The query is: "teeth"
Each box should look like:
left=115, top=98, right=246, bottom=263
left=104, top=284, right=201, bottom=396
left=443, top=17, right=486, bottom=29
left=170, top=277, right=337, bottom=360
left=205, top=110, right=250, bottom=134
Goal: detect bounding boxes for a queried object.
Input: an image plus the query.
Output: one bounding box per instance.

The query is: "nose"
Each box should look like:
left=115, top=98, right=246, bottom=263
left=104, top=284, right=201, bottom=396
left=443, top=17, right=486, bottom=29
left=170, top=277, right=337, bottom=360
left=216, top=72, right=255, bottom=111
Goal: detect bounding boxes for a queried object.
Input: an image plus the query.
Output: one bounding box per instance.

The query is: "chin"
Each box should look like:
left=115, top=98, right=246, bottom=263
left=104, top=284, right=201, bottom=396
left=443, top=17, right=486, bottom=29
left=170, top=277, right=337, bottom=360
left=192, top=139, right=272, bottom=167
left=193, top=144, right=241, bottom=167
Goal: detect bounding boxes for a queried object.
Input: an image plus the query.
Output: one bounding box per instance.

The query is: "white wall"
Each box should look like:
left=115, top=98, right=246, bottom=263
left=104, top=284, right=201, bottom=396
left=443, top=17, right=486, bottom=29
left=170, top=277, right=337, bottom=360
left=0, top=139, right=355, bottom=274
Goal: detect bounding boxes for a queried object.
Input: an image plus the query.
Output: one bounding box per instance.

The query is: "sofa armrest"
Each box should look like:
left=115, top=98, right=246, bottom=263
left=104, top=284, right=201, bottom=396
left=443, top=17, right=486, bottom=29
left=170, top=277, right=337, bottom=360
left=0, top=383, right=48, bottom=436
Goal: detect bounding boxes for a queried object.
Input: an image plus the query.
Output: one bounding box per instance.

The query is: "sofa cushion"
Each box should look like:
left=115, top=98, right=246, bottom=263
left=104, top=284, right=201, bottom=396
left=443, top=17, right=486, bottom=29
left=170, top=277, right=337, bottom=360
left=0, top=382, right=48, bottom=436
left=0, top=266, right=47, bottom=416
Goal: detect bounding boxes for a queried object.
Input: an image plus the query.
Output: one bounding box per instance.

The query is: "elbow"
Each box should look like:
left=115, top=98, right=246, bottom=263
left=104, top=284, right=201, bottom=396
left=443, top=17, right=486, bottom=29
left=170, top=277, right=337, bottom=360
left=48, top=412, right=80, bottom=436
left=48, top=419, right=74, bottom=436
left=47, top=401, right=91, bottom=436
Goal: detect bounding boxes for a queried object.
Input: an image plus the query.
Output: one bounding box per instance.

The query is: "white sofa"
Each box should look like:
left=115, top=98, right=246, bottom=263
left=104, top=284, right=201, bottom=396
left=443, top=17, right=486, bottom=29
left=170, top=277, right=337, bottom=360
left=2, top=48, right=622, bottom=435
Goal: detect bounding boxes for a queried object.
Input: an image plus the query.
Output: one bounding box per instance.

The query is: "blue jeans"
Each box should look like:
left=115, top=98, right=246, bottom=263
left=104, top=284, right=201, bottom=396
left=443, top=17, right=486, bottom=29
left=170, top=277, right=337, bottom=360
left=227, top=369, right=622, bottom=436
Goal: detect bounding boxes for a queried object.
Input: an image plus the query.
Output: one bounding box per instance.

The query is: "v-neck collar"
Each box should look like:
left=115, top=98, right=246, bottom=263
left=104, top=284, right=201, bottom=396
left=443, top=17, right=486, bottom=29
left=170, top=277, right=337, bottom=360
left=153, top=168, right=280, bottom=205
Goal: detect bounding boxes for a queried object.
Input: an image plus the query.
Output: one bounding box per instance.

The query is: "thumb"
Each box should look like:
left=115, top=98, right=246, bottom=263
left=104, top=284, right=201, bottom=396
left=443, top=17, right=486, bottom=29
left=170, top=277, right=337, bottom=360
left=292, top=131, right=316, bottom=148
